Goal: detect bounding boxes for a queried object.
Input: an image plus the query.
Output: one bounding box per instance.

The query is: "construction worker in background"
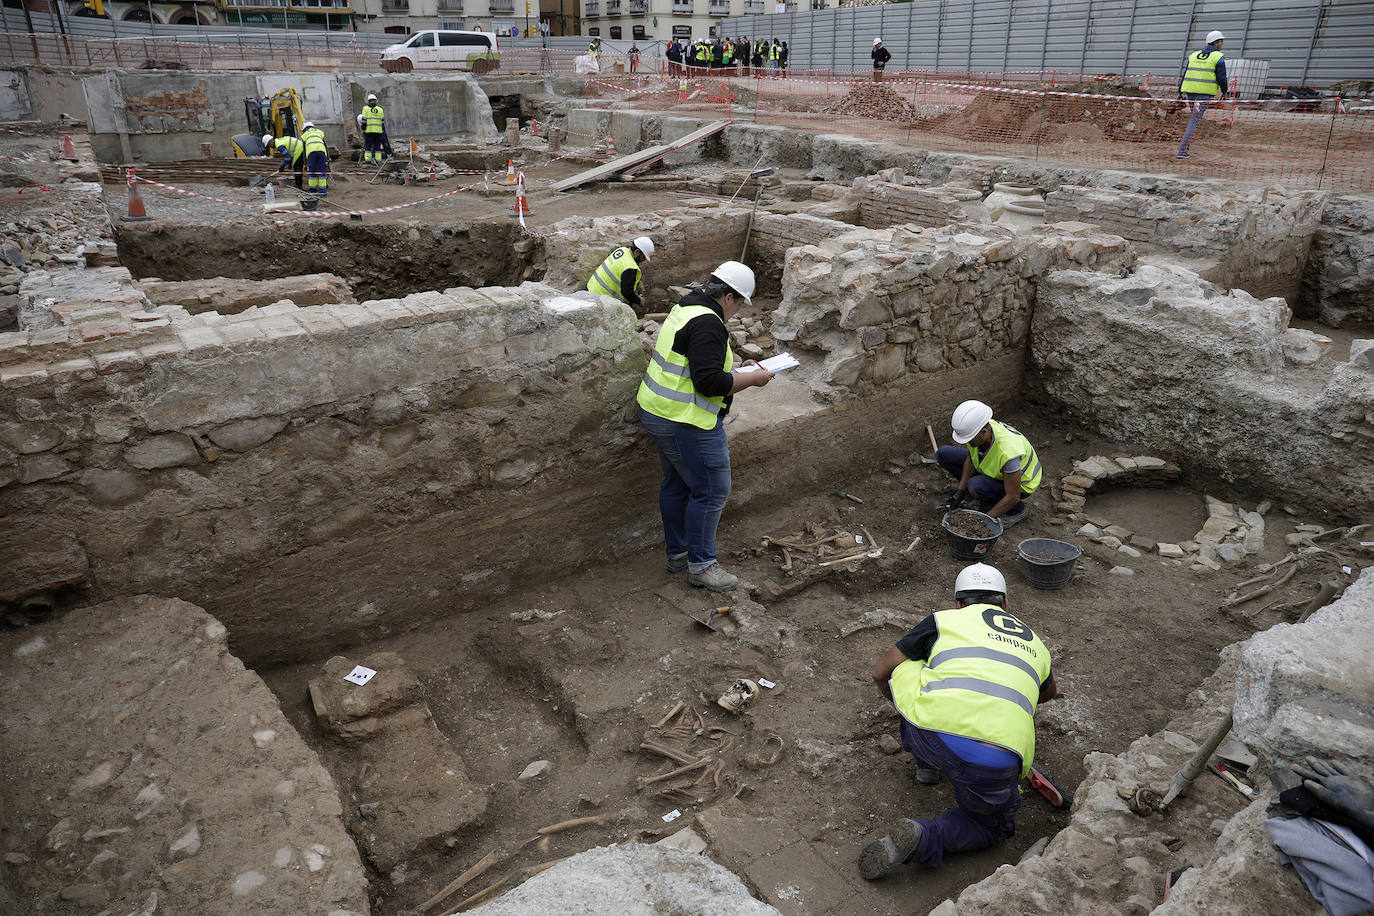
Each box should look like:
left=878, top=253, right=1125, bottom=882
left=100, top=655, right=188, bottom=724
left=300, top=121, right=329, bottom=197
left=937, top=399, right=1041, bottom=528
left=780, top=41, right=789, bottom=73
left=587, top=236, right=655, bottom=306
left=359, top=93, right=386, bottom=165
left=629, top=42, right=641, bottom=73
left=861, top=564, right=1057, bottom=878
left=768, top=38, right=781, bottom=73
left=265, top=133, right=306, bottom=190
left=1177, top=30, right=1228, bottom=159
left=589, top=36, right=602, bottom=58
left=871, top=37, right=891, bottom=81
left=637, top=261, right=773, bottom=593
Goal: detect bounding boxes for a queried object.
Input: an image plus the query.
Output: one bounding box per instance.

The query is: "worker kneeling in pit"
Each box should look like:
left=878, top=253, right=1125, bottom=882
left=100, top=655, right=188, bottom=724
left=587, top=236, right=654, bottom=307
left=861, top=564, right=1058, bottom=879
left=938, top=399, right=1041, bottom=528
left=636, top=261, right=773, bottom=593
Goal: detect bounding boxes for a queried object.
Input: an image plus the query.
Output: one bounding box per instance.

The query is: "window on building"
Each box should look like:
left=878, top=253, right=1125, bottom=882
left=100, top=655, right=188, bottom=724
left=589, top=27, right=600, bottom=34
left=632, top=24, right=646, bottom=38
left=609, top=25, right=621, bottom=37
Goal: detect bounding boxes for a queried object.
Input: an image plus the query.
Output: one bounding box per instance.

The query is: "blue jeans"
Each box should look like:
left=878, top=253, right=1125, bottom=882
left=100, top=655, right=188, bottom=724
left=900, top=721, right=1022, bottom=867
left=936, top=446, right=1023, bottom=513
left=639, top=407, right=731, bottom=573
left=1179, top=93, right=1213, bottom=153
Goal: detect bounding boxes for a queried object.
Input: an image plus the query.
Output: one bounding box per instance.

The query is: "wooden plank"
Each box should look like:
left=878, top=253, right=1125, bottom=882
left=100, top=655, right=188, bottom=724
left=550, top=120, right=729, bottom=193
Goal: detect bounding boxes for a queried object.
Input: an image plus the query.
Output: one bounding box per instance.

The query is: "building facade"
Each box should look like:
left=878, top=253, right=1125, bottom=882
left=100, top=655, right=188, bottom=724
left=580, top=0, right=771, bottom=43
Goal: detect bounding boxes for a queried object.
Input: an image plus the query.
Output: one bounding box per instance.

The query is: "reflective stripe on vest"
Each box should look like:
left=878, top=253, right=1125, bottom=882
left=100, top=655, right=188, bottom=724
left=277, top=136, right=305, bottom=163
left=967, top=419, right=1042, bottom=496
left=636, top=303, right=734, bottom=430
left=362, top=105, right=384, bottom=133
left=587, top=247, right=638, bottom=301
left=302, top=128, right=327, bottom=156
left=889, top=604, right=1050, bottom=778
left=1180, top=49, right=1222, bottom=96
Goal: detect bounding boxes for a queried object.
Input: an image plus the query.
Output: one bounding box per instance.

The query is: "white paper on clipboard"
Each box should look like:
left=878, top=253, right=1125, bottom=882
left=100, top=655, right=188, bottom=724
left=735, top=353, right=800, bottom=373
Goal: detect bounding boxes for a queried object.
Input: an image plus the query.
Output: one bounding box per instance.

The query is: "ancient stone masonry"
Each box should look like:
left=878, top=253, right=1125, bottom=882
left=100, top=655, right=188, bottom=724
left=1032, top=264, right=1374, bottom=515
left=852, top=178, right=988, bottom=230
left=0, top=596, right=370, bottom=916
left=539, top=210, right=752, bottom=314
left=135, top=274, right=358, bottom=317
left=0, top=283, right=645, bottom=659
left=1042, top=184, right=1328, bottom=302
left=1297, top=194, right=1374, bottom=328
left=770, top=222, right=1134, bottom=399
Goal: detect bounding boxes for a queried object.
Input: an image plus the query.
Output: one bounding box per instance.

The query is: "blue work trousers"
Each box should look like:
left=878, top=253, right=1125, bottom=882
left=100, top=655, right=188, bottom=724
left=1179, top=93, right=1213, bottom=154
left=900, top=721, right=1022, bottom=867
left=639, top=407, right=731, bottom=572
left=936, top=445, right=1023, bottom=512
left=306, top=151, right=329, bottom=195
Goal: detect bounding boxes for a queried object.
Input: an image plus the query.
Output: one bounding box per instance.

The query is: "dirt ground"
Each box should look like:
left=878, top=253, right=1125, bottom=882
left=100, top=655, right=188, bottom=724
left=257, top=406, right=1326, bottom=915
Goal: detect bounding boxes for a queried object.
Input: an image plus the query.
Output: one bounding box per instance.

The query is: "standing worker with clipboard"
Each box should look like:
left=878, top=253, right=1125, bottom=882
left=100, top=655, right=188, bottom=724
left=637, top=261, right=774, bottom=593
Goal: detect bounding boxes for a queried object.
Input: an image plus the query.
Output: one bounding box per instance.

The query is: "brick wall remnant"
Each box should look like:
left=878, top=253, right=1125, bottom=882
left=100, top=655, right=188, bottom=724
left=852, top=177, right=991, bottom=229
left=1296, top=194, right=1374, bottom=328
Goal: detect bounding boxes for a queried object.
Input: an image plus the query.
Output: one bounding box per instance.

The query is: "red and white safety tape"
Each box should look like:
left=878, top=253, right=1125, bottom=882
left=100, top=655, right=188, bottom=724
left=129, top=173, right=484, bottom=218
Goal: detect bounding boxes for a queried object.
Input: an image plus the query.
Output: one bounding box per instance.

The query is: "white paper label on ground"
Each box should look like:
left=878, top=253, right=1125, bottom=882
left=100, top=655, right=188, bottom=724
left=758, top=678, right=776, bottom=689
left=344, top=665, right=377, bottom=686
left=662, top=809, right=682, bottom=822
left=1342, top=566, right=1353, bottom=574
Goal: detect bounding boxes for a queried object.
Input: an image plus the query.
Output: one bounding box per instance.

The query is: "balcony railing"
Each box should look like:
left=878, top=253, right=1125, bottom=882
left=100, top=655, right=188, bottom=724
left=584, top=0, right=599, bottom=12
left=809, top=0, right=825, bottom=7
left=489, top=0, right=514, bottom=10
left=606, top=0, right=620, bottom=13
left=709, top=0, right=728, bottom=11
left=437, top=0, right=463, bottom=9
left=381, top=0, right=407, bottom=10
left=629, top=0, right=646, bottom=13
left=671, top=0, right=691, bottom=12
left=743, top=0, right=762, bottom=10
left=221, top=0, right=349, bottom=8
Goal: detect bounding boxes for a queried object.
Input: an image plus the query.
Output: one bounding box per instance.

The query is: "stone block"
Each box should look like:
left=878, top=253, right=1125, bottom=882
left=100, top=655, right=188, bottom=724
left=124, top=434, right=200, bottom=470
left=0, top=519, right=89, bottom=603
left=209, top=417, right=288, bottom=453
left=1157, top=543, right=1185, bottom=558
left=1350, top=339, right=1374, bottom=369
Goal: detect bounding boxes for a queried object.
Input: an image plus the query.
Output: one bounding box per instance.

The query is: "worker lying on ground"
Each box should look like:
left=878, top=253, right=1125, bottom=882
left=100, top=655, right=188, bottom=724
left=861, top=563, right=1058, bottom=879
left=264, top=134, right=306, bottom=191
left=587, top=236, right=654, bottom=307
left=636, top=261, right=773, bottom=593
left=937, top=399, right=1041, bottom=528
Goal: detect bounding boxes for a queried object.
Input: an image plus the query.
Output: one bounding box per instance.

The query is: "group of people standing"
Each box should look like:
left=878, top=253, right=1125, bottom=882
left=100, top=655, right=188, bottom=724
left=665, top=36, right=788, bottom=76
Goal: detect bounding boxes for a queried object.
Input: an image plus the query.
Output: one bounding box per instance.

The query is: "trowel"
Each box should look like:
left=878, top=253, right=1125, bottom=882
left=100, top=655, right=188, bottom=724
left=687, top=606, right=732, bottom=633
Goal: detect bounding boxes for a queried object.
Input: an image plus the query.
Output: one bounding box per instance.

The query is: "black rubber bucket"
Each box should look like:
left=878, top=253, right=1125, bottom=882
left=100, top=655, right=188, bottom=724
left=941, top=509, right=1004, bottom=560
left=301, top=197, right=319, bottom=211
left=1016, top=538, right=1082, bottom=590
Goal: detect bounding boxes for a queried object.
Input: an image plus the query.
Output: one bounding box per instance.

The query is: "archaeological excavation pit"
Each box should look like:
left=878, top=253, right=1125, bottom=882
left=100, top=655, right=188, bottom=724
left=1, top=68, right=1373, bottom=916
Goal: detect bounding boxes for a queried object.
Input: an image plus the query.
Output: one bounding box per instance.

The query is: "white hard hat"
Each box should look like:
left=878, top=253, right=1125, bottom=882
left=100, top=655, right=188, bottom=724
left=1206, top=30, right=1225, bottom=43
left=873, top=37, right=882, bottom=45
left=633, top=236, right=655, bottom=261
left=357, top=114, right=365, bottom=126
left=951, top=399, right=994, bottom=444
left=262, top=134, right=274, bottom=148
left=302, top=120, right=315, bottom=130
left=367, top=93, right=378, bottom=102
left=710, top=260, right=755, bottom=304
left=954, top=563, right=1007, bottom=600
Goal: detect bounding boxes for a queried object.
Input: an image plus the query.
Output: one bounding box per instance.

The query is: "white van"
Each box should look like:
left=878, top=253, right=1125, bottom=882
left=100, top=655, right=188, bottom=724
left=380, top=30, right=501, bottom=74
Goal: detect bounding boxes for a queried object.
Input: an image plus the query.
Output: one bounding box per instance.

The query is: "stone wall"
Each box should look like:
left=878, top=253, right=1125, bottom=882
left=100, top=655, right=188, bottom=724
left=1031, top=264, right=1374, bottom=515
left=747, top=212, right=855, bottom=298
left=1296, top=194, right=1374, bottom=328
left=1042, top=184, right=1328, bottom=303
left=0, top=282, right=646, bottom=662
left=852, top=178, right=987, bottom=230
left=539, top=209, right=752, bottom=314
left=770, top=222, right=1134, bottom=399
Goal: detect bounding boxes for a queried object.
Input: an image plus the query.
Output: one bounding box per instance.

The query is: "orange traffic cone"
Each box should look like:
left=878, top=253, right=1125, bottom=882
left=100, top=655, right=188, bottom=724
left=505, top=159, right=516, bottom=184
left=60, top=134, right=77, bottom=161
left=679, top=79, right=687, bottom=102
left=606, top=134, right=617, bottom=157
left=122, top=168, right=153, bottom=222
left=427, top=163, right=438, bottom=186
left=509, top=171, right=531, bottom=219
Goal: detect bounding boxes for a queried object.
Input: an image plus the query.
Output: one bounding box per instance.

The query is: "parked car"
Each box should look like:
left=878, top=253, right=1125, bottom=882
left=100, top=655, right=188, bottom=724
left=380, top=30, right=500, bottom=74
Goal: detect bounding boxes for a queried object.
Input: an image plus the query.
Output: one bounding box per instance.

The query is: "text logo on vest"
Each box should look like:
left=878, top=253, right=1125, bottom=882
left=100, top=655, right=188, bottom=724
left=982, top=608, right=1033, bottom=641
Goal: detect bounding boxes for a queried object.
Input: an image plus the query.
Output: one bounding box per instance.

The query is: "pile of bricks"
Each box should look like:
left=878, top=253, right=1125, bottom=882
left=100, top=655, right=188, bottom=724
left=1052, top=454, right=1183, bottom=515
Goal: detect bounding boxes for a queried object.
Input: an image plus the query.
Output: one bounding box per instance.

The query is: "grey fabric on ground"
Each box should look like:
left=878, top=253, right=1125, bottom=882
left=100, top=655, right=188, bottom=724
left=1266, top=816, right=1374, bottom=916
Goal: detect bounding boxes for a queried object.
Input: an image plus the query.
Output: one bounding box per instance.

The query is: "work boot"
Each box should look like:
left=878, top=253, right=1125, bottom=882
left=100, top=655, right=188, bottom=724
left=665, top=554, right=688, bottom=574
left=858, top=819, right=924, bottom=880
left=1000, top=502, right=1030, bottom=528
left=915, top=765, right=943, bottom=785
left=688, top=563, right=739, bottom=592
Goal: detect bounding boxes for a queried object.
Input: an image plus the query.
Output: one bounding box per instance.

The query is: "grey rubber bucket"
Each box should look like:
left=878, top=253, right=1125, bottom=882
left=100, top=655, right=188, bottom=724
left=941, top=509, right=1004, bottom=560
left=1016, top=538, right=1082, bottom=590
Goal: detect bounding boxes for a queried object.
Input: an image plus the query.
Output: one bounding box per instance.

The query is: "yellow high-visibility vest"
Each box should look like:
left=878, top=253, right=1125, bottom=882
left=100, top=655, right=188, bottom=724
left=1180, top=49, right=1223, bottom=96
left=636, top=303, right=734, bottom=430
left=967, top=420, right=1042, bottom=496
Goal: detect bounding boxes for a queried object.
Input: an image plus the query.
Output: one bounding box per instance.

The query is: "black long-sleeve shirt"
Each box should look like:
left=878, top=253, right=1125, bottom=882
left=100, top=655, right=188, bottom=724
left=619, top=266, right=641, bottom=307
left=671, top=289, right=734, bottom=413
left=872, top=46, right=891, bottom=69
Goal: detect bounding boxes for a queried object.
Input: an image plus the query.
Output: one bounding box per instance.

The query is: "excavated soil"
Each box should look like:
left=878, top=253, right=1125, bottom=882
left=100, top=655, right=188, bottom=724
left=255, top=408, right=1322, bottom=915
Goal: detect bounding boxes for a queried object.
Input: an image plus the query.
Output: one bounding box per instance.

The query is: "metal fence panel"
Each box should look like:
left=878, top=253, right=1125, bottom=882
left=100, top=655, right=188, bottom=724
left=720, top=0, right=1374, bottom=88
